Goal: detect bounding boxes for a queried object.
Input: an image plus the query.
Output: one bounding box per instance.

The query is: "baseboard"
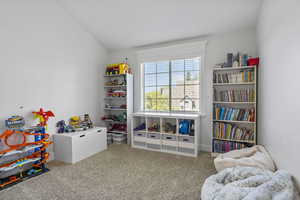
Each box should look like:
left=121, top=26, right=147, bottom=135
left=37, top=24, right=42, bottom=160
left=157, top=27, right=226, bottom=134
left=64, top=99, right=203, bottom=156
left=199, top=144, right=211, bottom=152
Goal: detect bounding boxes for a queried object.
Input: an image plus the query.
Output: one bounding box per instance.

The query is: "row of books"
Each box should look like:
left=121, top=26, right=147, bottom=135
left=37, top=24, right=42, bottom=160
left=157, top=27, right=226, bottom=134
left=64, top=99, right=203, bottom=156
left=214, top=106, right=256, bottom=122
left=213, top=140, right=252, bottom=153
left=214, top=89, right=256, bottom=102
left=213, top=122, right=255, bottom=142
left=213, top=70, right=255, bottom=84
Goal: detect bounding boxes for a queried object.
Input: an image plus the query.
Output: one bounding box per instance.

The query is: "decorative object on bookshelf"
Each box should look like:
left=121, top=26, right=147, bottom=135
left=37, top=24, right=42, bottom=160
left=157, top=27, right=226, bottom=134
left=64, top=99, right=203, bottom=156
left=212, top=59, right=257, bottom=155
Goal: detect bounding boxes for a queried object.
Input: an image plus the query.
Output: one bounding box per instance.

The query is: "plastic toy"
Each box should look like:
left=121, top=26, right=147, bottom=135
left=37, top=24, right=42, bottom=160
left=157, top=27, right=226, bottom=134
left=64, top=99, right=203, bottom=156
left=69, top=116, right=81, bottom=127
left=179, top=120, right=191, bottom=135
left=164, top=122, right=176, bottom=134
left=107, top=89, right=126, bottom=97
left=5, top=116, right=25, bottom=129
left=81, top=114, right=93, bottom=129
left=56, top=120, right=66, bottom=133
left=105, top=63, right=130, bottom=75
left=110, top=124, right=127, bottom=132
left=134, top=123, right=146, bottom=131
left=148, top=122, right=160, bottom=132
left=32, top=108, right=55, bottom=129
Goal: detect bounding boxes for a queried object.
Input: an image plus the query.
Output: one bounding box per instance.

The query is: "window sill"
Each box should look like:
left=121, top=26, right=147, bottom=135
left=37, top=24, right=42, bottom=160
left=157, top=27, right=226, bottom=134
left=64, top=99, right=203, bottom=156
left=132, top=111, right=205, bottom=119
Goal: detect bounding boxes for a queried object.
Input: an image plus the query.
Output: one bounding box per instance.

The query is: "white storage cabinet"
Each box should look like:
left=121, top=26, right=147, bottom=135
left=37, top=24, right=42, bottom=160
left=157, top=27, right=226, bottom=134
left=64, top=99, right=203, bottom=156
left=54, top=127, right=107, bottom=164
left=131, top=112, right=200, bottom=157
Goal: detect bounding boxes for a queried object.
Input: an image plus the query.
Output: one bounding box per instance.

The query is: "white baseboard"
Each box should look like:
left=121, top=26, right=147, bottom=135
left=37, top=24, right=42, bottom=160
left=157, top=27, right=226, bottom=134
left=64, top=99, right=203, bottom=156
left=199, top=144, right=211, bottom=152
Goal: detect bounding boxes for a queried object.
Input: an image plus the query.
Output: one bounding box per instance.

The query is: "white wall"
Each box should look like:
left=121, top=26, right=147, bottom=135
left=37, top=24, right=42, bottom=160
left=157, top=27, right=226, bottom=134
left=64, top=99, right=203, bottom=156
left=257, top=0, right=300, bottom=188
left=107, top=28, right=257, bottom=151
left=0, top=0, right=107, bottom=156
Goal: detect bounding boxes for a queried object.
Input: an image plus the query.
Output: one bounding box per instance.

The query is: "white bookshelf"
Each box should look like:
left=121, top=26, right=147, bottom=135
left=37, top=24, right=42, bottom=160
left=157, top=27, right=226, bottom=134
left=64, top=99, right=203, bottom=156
left=103, top=73, right=133, bottom=144
left=131, top=112, right=200, bottom=157
left=212, top=65, right=257, bottom=156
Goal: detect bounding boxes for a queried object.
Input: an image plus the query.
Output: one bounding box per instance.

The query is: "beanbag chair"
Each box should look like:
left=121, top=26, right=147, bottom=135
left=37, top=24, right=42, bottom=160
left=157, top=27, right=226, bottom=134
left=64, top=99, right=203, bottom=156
left=201, top=166, right=300, bottom=200
left=214, top=145, right=276, bottom=172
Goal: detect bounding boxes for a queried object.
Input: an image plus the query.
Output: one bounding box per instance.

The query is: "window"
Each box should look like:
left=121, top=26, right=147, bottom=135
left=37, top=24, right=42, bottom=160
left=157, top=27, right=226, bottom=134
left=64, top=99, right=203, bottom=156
left=143, top=57, right=201, bottom=112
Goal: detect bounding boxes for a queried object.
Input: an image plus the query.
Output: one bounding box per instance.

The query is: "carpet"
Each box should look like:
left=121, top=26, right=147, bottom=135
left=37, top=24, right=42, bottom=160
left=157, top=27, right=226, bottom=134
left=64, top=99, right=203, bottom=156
left=0, top=144, right=215, bottom=200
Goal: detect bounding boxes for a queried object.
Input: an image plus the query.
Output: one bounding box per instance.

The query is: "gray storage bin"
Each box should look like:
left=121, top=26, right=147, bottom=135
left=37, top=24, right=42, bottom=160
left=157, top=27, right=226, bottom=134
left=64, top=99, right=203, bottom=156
left=147, top=133, right=160, bottom=140
left=178, top=136, right=194, bottom=143
left=179, top=147, right=195, bottom=155
left=133, top=141, right=146, bottom=147
left=162, top=145, right=177, bottom=152
left=162, top=134, right=176, bottom=141
left=147, top=143, right=160, bottom=150
left=134, top=132, right=146, bottom=137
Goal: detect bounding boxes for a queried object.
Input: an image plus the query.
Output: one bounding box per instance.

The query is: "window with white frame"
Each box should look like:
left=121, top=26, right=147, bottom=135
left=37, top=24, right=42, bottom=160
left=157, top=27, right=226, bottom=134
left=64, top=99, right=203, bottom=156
left=142, top=57, right=201, bottom=112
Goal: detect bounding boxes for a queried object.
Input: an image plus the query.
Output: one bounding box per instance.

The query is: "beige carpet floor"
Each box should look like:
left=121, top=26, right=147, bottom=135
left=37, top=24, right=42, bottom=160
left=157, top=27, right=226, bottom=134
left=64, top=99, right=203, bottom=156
left=0, top=144, right=215, bottom=200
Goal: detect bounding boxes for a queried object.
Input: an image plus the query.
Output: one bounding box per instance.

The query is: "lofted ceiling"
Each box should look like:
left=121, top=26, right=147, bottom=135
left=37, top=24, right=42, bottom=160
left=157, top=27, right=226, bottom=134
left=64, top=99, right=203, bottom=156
left=58, top=0, right=262, bottom=50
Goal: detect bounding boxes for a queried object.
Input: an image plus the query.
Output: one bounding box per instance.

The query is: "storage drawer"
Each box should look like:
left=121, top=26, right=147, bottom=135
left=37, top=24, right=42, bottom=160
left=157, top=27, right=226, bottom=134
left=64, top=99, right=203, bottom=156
left=147, top=143, right=161, bottom=150
left=178, top=136, right=194, bottom=143
left=133, top=132, right=147, bottom=142
left=179, top=147, right=195, bottom=155
left=162, top=145, right=177, bottom=152
left=133, top=141, right=146, bottom=147
left=147, top=133, right=160, bottom=139
left=162, top=135, right=177, bottom=146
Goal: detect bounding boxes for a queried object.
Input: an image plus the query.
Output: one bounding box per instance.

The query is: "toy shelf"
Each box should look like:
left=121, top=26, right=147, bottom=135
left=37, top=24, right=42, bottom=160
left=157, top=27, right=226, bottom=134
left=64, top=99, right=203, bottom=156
left=212, top=65, right=257, bottom=156
left=103, top=73, right=133, bottom=145
left=131, top=112, right=200, bottom=157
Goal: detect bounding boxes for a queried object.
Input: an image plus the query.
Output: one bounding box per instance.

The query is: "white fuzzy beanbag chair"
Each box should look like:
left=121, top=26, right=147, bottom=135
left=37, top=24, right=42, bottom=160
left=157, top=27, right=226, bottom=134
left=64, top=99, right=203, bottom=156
left=201, top=167, right=300, bottom=200
left=214, top=145, right=276, bottom=172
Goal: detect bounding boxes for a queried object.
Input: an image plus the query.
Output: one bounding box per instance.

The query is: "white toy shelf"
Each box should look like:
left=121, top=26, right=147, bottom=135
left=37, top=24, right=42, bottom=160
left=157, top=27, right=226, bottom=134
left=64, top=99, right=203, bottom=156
left=131, top=112, right=200, bottom=157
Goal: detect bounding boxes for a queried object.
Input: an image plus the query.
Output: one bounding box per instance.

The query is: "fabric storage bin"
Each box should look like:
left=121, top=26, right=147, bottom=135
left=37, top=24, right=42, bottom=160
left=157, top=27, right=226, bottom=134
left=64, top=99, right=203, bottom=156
left=133, top=141, right=146, bottom=147
left=147, top=133, right=161, bottom=145
left=133, top=132, right=147, bottom=142
left=179, top=147, right=195, bottom=155
left=162, top=145, right=177, bottom=152
left=147, top=143, right=161, bottom=150
left=178, top=136, right=195, bottom=148
left=162, top=134, right=177, bottom=147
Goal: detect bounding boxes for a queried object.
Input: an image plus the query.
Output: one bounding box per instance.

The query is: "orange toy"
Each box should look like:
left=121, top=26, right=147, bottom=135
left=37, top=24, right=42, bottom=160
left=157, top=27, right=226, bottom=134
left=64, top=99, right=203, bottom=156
left=32, top=108, right=55, bottom=128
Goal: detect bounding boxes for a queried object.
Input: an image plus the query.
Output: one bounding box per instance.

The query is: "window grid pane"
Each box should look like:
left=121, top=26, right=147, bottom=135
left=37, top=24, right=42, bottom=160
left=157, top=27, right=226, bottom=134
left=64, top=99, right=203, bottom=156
left=144, top=58, right=200, bottom=112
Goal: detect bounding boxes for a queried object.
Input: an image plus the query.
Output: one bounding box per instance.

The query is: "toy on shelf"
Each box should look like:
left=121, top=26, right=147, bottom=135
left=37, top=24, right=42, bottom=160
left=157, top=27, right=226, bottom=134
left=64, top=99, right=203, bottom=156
left=105, top=79, right=126, bottom=86
left=134, top=123, right=146, bottom=131
left=106, top=63, right=130, bottom=75
left=148, top=122, right=160, bottom=132
left=107, top=89, right=126, bottom=97
left=5, top=116, right=25, bottom=129
left=109, top=124, right=127, bottom=133
left=56, top=120, right=68, bottom=133
left=81, top=114, right=93, bottom=129
left=102, top=113, right=126, bottom=123
left=164, top=122, right=176, bottom=134
left=179, top=120, right=194, bottom=136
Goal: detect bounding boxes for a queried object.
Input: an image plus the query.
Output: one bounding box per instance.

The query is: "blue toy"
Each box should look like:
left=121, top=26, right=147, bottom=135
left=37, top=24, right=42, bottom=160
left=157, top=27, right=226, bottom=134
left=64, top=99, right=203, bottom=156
left=179, top=120, right=190, bottom=135
left=134, top=123, right=146, bottom=131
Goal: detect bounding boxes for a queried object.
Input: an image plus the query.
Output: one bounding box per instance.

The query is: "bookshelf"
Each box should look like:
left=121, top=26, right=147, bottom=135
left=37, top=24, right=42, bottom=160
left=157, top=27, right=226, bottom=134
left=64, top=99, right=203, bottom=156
left=212, top=65, right=257, bottom=156
left=102, top=73, right=133, bottom=145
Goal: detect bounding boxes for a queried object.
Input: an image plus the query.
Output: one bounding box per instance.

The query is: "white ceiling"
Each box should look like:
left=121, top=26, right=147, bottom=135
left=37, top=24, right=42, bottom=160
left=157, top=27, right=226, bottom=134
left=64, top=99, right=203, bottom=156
left=58, top=0, right=262, bottom=50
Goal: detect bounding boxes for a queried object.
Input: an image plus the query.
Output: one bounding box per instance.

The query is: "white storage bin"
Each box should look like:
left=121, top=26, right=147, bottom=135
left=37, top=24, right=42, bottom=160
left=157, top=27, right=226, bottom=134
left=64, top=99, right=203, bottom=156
left=54, top=127, right=107, bottom=164
left=178, top=136, right=195, bottom=149
left=162, top=134, right=177, bottom=147
left=147, top=133, right=161, bottom=145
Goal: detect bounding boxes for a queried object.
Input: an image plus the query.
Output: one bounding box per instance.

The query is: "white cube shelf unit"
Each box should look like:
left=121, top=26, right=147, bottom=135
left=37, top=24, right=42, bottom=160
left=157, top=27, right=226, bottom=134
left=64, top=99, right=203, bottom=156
left=131, top=112, right=200, bottom=157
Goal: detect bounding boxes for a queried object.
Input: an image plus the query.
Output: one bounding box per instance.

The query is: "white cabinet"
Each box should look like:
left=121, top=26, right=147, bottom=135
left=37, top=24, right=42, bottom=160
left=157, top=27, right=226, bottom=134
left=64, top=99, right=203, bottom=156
left=131, top=112, right=200, bottom=157
left=54, top=127, right=107, bottom=164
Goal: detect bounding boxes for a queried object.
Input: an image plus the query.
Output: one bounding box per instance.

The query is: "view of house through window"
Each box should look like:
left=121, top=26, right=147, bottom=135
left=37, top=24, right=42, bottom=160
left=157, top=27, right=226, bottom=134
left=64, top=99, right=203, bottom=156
left=143, top=58, right=200, bottom=112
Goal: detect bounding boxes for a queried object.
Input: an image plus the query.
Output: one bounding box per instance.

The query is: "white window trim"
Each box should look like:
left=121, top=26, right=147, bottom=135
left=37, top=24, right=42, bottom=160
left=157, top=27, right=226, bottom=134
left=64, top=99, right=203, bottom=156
left=137, top=40, right=207, bottom=114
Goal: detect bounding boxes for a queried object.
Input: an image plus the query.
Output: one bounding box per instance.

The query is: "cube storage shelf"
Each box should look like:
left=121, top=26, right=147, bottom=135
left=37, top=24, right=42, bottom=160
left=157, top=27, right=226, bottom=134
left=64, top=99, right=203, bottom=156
left=131, top=112, right=200, bottom=157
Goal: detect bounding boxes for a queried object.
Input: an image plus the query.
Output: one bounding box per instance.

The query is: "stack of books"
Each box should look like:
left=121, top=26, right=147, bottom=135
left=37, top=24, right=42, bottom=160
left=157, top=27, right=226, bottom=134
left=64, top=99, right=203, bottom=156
left=213, top=140, right=251, bottom=153
left=213, top=122, right=255, bottom=142
left=213, top=70, right=255, bottom=84
left=214, top=88, right=256, bottom=102
left=214, top=106, right=256, bottom=122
